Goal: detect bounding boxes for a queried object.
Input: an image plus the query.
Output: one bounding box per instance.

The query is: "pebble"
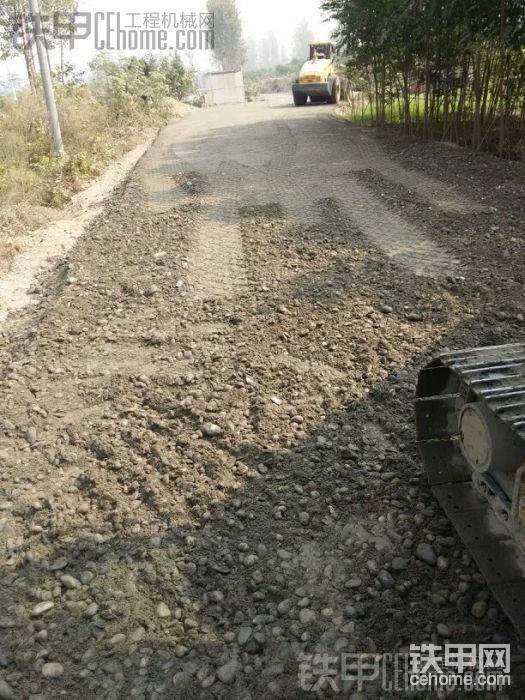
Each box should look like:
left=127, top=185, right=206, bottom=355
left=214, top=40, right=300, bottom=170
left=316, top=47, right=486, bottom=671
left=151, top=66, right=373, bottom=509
left=31, top=601, right=54, bottom=617
left=277, top=549, right=292, bottom=561
left=25, top=426, right=37, bottom=444
left=437, top=556, right=449, bottom=571
left=60, top=575, right=80, bottom=589
left=437, top=623, right=451, bottom=637
left=377, top=570, right=395, bottom=589
left=41, top=662, right=64, bottom=678
left=172, top=671, right=192, bottom=692
left=49, top=558, right=68, bottom=571
left=299, top=609, right=317, bottom=624
left=0, top=150, right=514, bottom=700
left=472, top=601, right=488, bottom=619
left=156, top=602, right=171, bottom=618
left=415, top=543, right=437, bottom=566
left=201, top=674, right=216, bottom=689
left=85, top=603, right=98, bottom=617
left=277, top=599, right=293, bottom=616
left=201, top=423, right=222, bottom=438
left=238, top=627, right=252, bottom=645
left=129, top=626, right=146, bottom=643
left=217, top=658, right=240, bottom=684
left=391, top=557, right=408, bottom=572
left=346, top=578, right=362, bottom=589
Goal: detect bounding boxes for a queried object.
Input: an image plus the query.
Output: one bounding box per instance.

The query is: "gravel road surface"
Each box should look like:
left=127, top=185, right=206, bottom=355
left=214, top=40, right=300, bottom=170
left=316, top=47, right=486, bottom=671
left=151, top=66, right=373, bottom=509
left=0, top=94, right=524, bottom=698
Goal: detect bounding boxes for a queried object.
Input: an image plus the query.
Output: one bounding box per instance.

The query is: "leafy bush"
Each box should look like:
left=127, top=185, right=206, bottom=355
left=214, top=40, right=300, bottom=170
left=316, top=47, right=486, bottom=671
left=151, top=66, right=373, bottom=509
left=90, top=55, right=168, bottom=120
left=90, top=54, right=194, bottom=120
left=158, top=56, right=195, bottom=100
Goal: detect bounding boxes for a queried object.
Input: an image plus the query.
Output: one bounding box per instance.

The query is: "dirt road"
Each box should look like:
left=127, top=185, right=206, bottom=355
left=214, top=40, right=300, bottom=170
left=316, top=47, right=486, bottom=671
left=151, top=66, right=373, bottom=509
left=0, top=94, right=524, bottom=698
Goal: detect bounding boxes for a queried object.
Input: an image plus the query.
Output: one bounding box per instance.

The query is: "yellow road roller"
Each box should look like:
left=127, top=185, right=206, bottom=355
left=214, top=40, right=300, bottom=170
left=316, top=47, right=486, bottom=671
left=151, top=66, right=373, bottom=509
left=292, top=42, right=342, bottom=106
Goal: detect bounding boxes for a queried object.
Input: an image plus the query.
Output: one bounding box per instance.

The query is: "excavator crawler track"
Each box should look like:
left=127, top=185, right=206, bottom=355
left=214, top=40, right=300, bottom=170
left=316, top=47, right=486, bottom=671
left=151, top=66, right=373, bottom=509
left=416, top=343, right=525, bottom=635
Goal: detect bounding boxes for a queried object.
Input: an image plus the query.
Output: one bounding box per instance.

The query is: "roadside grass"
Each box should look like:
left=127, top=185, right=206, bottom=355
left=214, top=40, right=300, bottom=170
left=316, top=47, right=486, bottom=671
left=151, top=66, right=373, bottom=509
left=0, top=92, right=150, bottom=245
left=342, top=92, right=525, bottom=157
left=0, top=55, right=193, bottom=244
left=343, top=94, right=427, bottom=124
left=0, top=87, right=163, bottom=239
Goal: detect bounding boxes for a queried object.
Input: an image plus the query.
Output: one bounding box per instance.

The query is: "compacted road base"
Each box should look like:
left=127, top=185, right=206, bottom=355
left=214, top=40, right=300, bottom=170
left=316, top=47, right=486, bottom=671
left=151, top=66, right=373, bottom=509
left=0, top=94, right=524, bottom=698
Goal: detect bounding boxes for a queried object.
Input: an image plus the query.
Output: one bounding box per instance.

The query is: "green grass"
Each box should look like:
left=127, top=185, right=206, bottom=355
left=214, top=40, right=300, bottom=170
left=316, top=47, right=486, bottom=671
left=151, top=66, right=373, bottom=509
left=343, top=94, right=427, bottom=124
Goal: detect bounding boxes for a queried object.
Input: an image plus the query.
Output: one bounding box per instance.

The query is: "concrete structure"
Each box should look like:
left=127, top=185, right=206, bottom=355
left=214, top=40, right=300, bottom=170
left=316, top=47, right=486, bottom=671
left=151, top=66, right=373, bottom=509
left=203, top=70, right=245, bottom=106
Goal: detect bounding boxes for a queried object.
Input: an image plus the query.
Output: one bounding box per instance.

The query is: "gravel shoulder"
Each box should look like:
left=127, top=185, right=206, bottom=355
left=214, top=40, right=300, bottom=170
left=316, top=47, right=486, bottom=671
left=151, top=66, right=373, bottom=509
left=0, top=94, right=523, bottom=699
left=0, top=130, right=159, bottom=324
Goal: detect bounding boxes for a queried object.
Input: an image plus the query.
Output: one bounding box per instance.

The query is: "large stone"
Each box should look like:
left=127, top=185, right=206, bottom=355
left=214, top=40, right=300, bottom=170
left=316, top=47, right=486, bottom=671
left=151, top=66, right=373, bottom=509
left=0, top=680, right=14, bottom=700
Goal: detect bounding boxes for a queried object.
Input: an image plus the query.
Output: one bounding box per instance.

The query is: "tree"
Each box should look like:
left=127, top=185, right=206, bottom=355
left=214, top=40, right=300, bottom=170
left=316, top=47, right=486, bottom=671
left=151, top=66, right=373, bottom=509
left=206, top=0, right=246, bottom=71
left=245, top=35, right=258, bottom=71
left=322, top=0, right=525, bottom=156
left=259, top=31, right=279, bottom=68
left=90, top=54, right=194, bottom=117
left=1, top=0, right=37, bottom=89
left=292, top=19, right=314, bottom=60
left=158, top=55, right=194, bottom=100
left=0, top=0, right=76, bottom=89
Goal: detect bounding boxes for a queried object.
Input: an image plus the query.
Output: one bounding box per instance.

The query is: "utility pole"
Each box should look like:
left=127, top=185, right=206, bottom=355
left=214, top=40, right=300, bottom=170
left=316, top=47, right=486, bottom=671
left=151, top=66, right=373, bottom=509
left=29, top=0, right=64, bottom=155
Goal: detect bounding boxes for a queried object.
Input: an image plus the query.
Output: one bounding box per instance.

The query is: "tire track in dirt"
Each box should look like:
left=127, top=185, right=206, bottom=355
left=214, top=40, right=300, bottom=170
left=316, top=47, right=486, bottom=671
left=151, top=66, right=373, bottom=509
left=268, top=112, right=460, bottom=277
left=142, top=97, right=470, bottom=299
left=314, top=111, right=477, bottom=213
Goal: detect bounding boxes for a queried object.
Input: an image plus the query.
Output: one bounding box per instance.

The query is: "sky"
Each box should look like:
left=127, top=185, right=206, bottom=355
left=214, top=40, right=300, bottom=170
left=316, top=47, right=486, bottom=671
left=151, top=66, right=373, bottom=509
left=1, top=0, right=336, bottom=86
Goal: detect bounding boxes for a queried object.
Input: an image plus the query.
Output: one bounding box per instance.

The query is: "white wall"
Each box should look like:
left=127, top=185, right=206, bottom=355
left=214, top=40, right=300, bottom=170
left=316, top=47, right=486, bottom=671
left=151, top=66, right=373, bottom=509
left=203, top=71, right=245, bottom=106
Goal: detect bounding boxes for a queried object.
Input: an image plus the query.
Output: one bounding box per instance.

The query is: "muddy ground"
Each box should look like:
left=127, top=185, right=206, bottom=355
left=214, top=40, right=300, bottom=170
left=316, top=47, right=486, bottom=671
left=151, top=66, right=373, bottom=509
left=0, top=94, right=524, bottom=699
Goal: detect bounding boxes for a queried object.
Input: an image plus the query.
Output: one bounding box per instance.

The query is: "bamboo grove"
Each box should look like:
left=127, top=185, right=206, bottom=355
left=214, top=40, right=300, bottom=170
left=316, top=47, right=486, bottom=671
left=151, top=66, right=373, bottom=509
left=323, top=0, right=525, bottom=157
